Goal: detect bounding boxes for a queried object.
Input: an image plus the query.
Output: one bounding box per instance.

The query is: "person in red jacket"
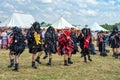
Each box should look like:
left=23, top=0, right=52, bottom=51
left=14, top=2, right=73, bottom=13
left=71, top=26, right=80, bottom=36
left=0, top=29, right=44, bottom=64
left=58, top=29, right=73, bottom=66
left=82, top=28, right=92, bottom=62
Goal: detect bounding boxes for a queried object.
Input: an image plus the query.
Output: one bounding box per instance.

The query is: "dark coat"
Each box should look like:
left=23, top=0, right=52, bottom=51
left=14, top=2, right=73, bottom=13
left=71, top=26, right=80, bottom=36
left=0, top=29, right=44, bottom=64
left=44, top=27, right=57, bottom=53
left=109, top=32, right=120, bottom=48
left=70, top=32, right=78, bottom=54
left=10, top=31, right=26, bottom=55
left=58, top=33, right=73, bottom=56
left=26, top=27, right=43, bottom=54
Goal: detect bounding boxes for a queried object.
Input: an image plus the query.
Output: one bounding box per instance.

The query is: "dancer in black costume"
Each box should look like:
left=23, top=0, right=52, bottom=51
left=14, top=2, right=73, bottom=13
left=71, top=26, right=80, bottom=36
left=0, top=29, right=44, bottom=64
left=109, top=27, right=120, bottom=58
left=44, top=26, right=57, bottom=65
left=8, top=27, right=26, bottom=71
left=78, top=28, right=92, bottom=62
left=27, top=22, right=43, bottom=69
left=68, top=28, right=78, bottom=64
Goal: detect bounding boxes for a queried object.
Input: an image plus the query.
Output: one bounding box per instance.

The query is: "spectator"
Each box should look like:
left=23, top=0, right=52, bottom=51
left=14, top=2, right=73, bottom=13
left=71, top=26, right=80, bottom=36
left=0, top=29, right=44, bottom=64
left=0, top=31, right=2, bottom=49
left=1, top=30, right=8, bottom=49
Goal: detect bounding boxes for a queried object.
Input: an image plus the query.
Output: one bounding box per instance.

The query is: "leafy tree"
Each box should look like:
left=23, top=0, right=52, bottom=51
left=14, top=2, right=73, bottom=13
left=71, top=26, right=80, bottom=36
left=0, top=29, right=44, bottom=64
left=46, top=23, right=52, bottom=27
left=40, top=21, right=47, bottom=27
left=85, top=25, right=88, bottom=28
left=101, top=23, right=114, bottom=30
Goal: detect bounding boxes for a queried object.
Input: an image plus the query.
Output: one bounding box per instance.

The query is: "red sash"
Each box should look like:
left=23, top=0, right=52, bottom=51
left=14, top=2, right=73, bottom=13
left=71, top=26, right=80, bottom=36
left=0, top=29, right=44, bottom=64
left=84, top=35, right=90, bottom=48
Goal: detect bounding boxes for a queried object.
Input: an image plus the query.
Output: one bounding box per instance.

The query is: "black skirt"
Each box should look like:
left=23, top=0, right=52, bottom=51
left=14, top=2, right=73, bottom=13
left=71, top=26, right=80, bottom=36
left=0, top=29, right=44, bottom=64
left=71, top=43, right=78, bottom=54
left=10, top=43, right=25, bottom=55
left=44, top=43, right=57, bottom=54
left=110, top=37, right=119, bottom=48
left=99, top=42, right=105, bottom=52
left=28, top=44, right=43, bottom=54
left=111, top=43, right=119, bottom=48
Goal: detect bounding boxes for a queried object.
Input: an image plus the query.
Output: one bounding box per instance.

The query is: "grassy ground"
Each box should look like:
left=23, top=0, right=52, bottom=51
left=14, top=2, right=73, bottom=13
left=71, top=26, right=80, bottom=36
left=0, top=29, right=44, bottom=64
left=0, top=47, right=120, bottom=80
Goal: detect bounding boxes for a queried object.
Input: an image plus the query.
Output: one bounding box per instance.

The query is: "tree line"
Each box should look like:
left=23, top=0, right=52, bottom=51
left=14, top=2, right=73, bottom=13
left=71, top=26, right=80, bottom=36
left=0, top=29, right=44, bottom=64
left=101, top=22, right=120, bottom=30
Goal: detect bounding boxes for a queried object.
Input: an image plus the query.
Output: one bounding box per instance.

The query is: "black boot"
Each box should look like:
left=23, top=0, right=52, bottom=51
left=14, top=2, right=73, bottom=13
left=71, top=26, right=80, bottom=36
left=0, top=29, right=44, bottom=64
left=68, top=58, right=73, bottom=64
left=46, top=58, right=52, bottom=66
left=103, top=53, right=108, bottom=57
left=100, top=52, right=103, bottom=56
left=12, top=63, right=19, bottom=72
left=32, top=61, right=37, bottom=69
left=35, top=57, right=41, bottom=64
left=88, top=55, right=92, bottom=61
left=43, top=55, right=48, bottom=59
left=112, top=53, right=116, bottom=57
left=43, top=51, right=48, bottom=59
left=64, top=60, right=69, bottom=66
left=84, top=56, right=87, bottom=63
left=114, top=53, right=118, bottom=59
left=8, top=59, right=14, bottom=68
left=80, top=50, right=84, bottom=57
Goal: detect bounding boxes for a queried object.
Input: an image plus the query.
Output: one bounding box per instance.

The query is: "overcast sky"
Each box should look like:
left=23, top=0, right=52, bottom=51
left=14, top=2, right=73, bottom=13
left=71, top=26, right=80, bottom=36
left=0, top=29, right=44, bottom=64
left=0, top=0, right=120, bottom=26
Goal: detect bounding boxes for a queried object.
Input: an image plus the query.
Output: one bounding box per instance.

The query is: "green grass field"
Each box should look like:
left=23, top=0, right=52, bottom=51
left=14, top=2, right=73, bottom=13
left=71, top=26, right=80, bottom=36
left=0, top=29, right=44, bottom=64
left=0, top=47, right=120, bottom=80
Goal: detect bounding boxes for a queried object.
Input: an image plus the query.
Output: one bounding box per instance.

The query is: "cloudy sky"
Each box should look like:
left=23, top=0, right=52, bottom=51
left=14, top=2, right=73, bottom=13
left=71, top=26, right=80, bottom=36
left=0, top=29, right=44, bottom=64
left=0, top=0, right=120, bottom=26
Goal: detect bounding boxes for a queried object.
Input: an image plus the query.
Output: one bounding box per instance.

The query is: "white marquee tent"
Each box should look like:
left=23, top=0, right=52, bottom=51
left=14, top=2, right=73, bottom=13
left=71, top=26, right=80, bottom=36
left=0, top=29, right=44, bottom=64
left=52, top=17, right=75, bottom=29
left=0, top=13, right=35, bottom=28
left=88, top=22, right=108, bottom=31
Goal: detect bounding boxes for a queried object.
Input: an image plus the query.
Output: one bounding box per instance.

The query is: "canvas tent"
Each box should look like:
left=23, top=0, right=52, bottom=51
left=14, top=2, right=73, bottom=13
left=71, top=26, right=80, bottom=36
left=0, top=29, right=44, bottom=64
left=0, top=13, right=35, bottom=28
left=88, top=22, right=108, bottom=31
left=52, top=17, right=75, bottom=29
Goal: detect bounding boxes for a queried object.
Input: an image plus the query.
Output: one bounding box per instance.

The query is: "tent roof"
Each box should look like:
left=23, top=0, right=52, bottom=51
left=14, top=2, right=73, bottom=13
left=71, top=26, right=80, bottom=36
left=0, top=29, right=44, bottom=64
left=52, top=17, right=75, bottom=29
left=0, top=13, right=35, bottom=28
left=88, top=22, right=108, bottom=31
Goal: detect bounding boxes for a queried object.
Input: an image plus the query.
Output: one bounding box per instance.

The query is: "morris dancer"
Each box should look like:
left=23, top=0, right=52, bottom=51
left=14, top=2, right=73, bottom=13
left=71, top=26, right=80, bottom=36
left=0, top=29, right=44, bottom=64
left=69, top=28, right=78, bottom=64
left=27, top=22, right=43, bottom=69
left=44, top=26, right=57, bottom=65
left=109, top=27, right=120, bottom=58
left=8, top=27, right=26, bottom=71
left=81, top=28, right=92, bottom=62
left=58, top=29, right=73, bottom=66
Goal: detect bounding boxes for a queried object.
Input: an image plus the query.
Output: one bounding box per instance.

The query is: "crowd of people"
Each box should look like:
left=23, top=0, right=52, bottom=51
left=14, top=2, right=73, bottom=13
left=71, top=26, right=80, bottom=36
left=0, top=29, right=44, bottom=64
left=0, top=28, right=10, bottom=49
left=0, top=28, right=27, bottom=49
left=0, top=22, right=120, bottom=72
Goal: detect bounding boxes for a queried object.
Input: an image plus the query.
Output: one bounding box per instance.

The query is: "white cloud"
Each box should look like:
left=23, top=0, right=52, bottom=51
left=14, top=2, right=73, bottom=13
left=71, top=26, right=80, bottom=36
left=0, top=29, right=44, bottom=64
left=109, top=0, right=115, bottom=5
left=14, top=0, right=31, bottom=4
left=14, top=9, right=24, bottom=13
left=0, top=11, right=4, bottom=14
left=15, top=0, right=26, bottom=2
left=28, top=4, right=40, bottom=10
left=78, top=4, right=88, bottom=8
left=77, top=0, right=98, bottom=5
left=40, top=0, right=53, bottom=3
left=93, top=12, right=120, bottom=25
left=87, top=10, right=97, bottom=16
left=0, top=0, right=120, bottom=26
left=57, top=11, right=71, bottom=19
left=79, top=9, right=97, bottom=16
left=28, top=6, right=35, bottom=10
left=97, top=0, right=117, bottom=10
left=15, top=0, right=31, bottom=2
left=64, top=11, right=71, bottom=16
left=46, top=7, right=53, bottom=12
left=86, top=0, right=98, bottom=5
left=4, top=3, right=15, bottom=9
left=0, top=14, right=8, bottom=19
